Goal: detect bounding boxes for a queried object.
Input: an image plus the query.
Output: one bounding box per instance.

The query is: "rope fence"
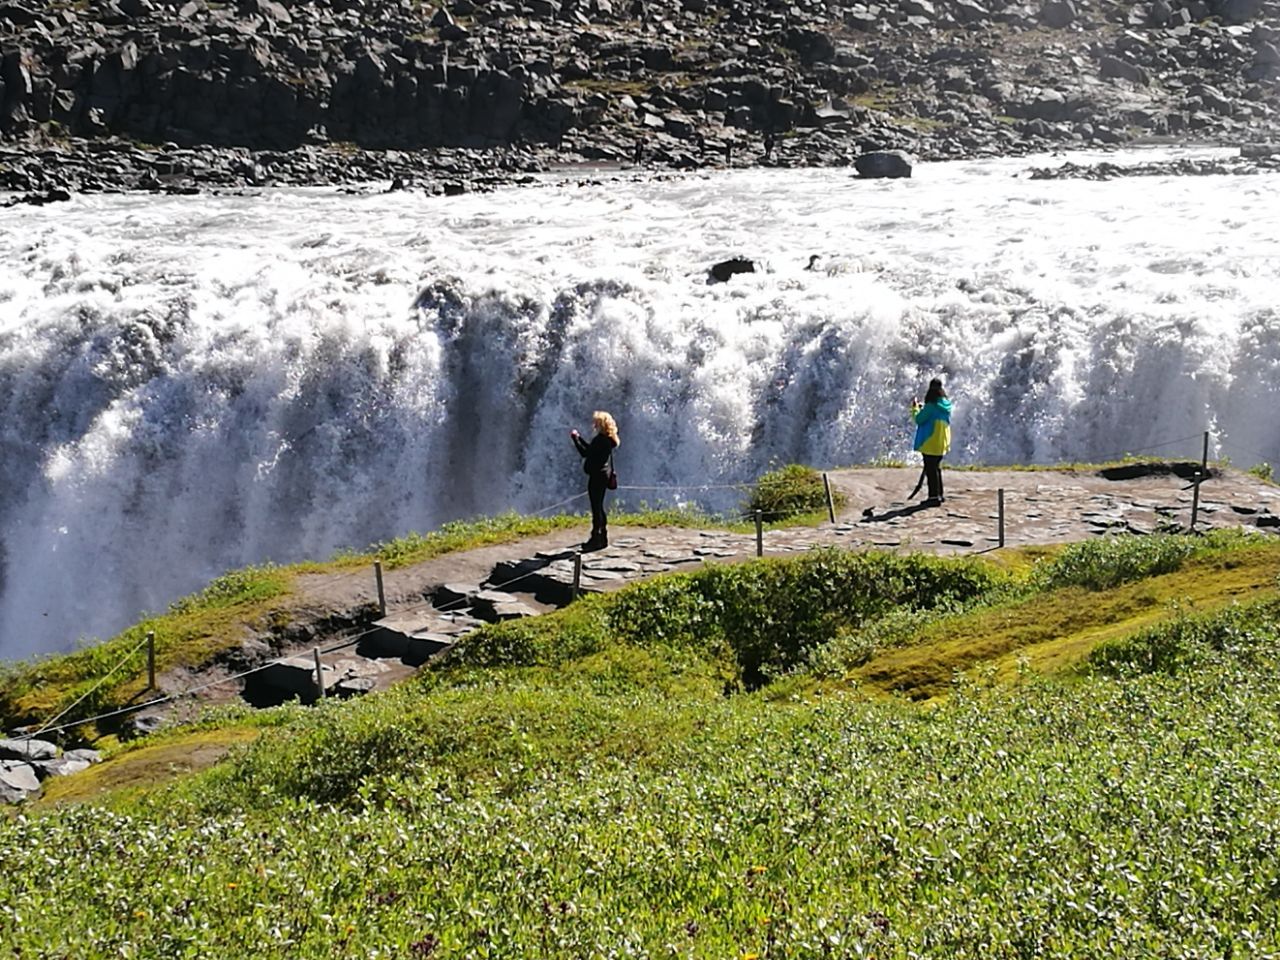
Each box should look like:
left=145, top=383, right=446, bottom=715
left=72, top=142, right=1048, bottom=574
left=13, top=427, right=1275, bottom=741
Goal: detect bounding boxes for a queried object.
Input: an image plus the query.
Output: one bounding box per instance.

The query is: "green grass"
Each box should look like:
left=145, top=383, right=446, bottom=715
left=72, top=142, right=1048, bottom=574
left=0, top=504, right=827, bottom=735
left=6, top=599, right=1280, bottom=954
left=5, top=535, right=1280, bottom=954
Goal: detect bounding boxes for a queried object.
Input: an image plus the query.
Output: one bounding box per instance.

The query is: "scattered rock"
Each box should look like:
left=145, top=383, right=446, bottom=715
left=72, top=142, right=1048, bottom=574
left=0, top=737, right=57, bottom=762
left=0, top=760, right=41, bottom=804
left=709, top=257, right=756, bottom=282
left=0, top=0, right=1272, bottom=189
left=1039, top=0, right=1077, bottom=28
left=334, top=676, right=377, bottom=698
left=855, top=150, right=913, bottom=178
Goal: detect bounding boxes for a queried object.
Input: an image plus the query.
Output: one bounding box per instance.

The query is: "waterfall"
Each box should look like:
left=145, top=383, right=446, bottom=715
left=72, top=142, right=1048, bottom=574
left=2, top=149, right=1278, bottom=658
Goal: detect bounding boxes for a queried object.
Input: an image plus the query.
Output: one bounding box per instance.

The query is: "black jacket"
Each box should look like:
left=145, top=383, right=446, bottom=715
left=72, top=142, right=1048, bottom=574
left=573, top=432, right=616, bottom=475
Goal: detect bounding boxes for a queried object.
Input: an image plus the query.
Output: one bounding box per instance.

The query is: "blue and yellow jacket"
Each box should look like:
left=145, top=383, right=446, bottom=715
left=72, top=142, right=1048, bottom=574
left=912, top=398, right=952, bottom=456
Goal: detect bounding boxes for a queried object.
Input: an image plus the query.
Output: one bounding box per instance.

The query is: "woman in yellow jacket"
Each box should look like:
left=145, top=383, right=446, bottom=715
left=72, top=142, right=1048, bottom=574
left=911, top=378, right=952, bottom=505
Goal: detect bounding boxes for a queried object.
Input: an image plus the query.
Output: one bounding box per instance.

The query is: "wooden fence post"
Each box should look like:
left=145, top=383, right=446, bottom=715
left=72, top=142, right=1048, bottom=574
left=822, top=472, right=836, bottom=524
left=146, top=631, right=156, bottom=691
left=755, top=510, right=763, bottom=557
left=1190, top=430, right=1209, bottom=533
left=573, top=553, right=583, bottom=601
left=998, top=489, right=1005, bottom=548
left=374, top=561, right=386, bottom=618
left=313, top=647, right=326, bottom=699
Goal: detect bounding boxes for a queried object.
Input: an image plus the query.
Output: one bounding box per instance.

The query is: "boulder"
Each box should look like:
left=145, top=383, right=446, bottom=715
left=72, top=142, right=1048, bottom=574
left=1219, top=0, right=1263, bottom=23
left=0, top=760, right=40, bottom=804
left=783, top=28, right=837, bottom=63
left=0, top=737, right=57, bottom=762
left=709, top=257, right=755, bottom=282
left=1099, top=55, right=1147, bottom=84
left=1039, top=0, right=1076, bottom=28
left=34, top=756, right=92, bottom=779
left=855, top=149, right=913, bottom=177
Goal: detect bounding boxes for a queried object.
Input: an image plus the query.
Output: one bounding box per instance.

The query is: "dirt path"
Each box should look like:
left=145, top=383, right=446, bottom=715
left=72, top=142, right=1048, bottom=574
left=168, top=464, right=1280, bottom=709
left=295, top=463, right=1280, bottom=617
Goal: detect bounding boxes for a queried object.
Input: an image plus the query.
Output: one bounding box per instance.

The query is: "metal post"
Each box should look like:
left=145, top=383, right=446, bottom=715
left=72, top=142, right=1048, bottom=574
left=755, top=509, right=763, bottom=557
left=1189, top=429, right=1211, bottom=533
left=313, top=647, right=326, bottom=699
left=374, top=560, right=386, bottom=618
left=822, top=472, right=836, bottom=524
left=146, top=631, right=156, bottom=690
left=572, top=553, right=583, bottom=601
left=998, top=489, right=1005, bottom=548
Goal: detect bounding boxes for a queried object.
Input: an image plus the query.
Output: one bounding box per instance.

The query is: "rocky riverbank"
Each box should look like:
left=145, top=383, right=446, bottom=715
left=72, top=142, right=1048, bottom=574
left=1, top=0, right=1279, bottom=192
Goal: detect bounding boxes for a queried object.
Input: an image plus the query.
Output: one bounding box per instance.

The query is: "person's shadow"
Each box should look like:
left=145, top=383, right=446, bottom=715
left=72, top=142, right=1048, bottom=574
left=860, top=503, right=933, bottom=523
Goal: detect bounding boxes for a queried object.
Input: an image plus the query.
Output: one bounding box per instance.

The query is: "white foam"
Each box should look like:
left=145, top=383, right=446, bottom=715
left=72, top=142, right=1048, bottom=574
left=1, top=148, right=1278, bottom=657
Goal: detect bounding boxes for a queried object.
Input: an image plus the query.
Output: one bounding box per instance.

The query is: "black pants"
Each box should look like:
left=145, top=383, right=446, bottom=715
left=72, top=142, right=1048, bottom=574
left=588, top=473, right=609, bottom=541
left=923, top=455, right=944, bottom=501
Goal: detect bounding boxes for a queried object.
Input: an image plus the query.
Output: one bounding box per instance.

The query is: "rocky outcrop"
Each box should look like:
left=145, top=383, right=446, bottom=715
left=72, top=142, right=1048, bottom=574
left=0, top=0, right=1277, bottom=188
left=0, top=738, right=102, bottom=803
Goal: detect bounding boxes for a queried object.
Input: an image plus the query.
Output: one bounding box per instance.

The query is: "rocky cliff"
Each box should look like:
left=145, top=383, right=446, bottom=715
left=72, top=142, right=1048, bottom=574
left=1, top=0, right=1278, bottom=190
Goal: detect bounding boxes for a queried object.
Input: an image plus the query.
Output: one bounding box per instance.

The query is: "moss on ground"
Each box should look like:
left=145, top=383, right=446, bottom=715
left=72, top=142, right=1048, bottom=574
left=33, top=726, right=260, bottom=809
left=851, top=544, right=1280, bottom=700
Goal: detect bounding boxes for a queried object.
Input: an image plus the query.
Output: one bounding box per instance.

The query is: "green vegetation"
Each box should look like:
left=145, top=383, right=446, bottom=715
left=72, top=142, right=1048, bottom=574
left=4, top=533, right=1280, bottom=956
left=0, top=565, right=292, bottom=730
left=1248, top=461, right=1274, bottom=484
left=564, top=77, right=652, bottom=97
left=747, top=463, right=846, bottom=521
left=0, top=503, right=821, bottom=735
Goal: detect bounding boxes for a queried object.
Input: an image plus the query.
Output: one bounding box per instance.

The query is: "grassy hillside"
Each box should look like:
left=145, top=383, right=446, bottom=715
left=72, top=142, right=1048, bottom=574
left=3, top=531, right=1280, bottom=956
left=0, top=507, right=755, bottom=733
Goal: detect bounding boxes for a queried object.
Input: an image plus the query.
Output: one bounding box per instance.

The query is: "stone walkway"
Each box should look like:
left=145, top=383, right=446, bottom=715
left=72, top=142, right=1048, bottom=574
left=270, top=465, right=1280, bottom=701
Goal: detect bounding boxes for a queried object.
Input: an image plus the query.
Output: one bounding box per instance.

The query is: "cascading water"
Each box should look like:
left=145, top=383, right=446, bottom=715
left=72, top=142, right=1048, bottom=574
left=2, top=148, right=1279, bottom=659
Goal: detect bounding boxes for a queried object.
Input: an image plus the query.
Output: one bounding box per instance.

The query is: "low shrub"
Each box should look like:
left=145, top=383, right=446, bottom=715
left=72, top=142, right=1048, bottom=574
left=747, top=464, right=845, bottom=520
left=1029, top=529, right=1256, bottom=592
left=1088, top=597, right=1280, bottom=677
left=453, top=549, right=1006, bottom=687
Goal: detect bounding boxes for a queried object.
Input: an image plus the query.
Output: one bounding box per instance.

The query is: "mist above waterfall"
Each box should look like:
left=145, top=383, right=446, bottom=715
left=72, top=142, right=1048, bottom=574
left=2, top=148, right=1278, bottom=659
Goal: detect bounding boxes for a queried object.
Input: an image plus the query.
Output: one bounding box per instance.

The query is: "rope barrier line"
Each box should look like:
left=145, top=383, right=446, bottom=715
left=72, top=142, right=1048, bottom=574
left=528, top=491, right=588, bottom=515
left=1086, top=432, right=1209, bottom=465
left=17, top=545, right=603, bottom=739
left=614, top=482, right=753, bottom=492
left=1218, top=439, right=1276, bottom=467
left=29, top=633, right=154, bottom=739
left=21, top=429, right=1260, bottom=740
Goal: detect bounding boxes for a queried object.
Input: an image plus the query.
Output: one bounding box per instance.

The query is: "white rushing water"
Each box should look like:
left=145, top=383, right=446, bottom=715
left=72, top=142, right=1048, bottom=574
left=2, top=148, right=1279, bottom=659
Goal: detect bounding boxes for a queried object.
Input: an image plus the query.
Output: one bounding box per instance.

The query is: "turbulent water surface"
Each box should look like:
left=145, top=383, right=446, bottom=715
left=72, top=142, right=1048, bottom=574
left=2, top=148, right=1279, bottom=658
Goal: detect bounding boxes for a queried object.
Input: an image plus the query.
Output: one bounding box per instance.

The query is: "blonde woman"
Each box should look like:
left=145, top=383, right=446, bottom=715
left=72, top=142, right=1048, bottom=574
left=570, top=411, right=620, bottom=550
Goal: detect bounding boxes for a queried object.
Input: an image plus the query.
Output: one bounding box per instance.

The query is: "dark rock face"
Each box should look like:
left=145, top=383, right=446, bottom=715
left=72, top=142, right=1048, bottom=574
left=0, top=0, right=1277, bottom=190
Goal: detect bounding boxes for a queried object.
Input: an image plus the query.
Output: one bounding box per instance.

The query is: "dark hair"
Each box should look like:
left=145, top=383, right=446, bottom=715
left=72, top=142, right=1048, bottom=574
left=924, top=378, right=947, bottom=403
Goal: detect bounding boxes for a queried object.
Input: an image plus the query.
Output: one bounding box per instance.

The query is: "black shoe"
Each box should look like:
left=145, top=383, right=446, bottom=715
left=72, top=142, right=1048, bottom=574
left=582, top=537, right=603, bottom=552
left=923, top=497, right=940, bottom=507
